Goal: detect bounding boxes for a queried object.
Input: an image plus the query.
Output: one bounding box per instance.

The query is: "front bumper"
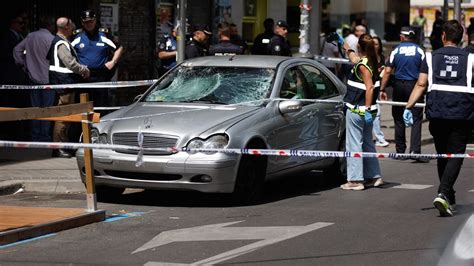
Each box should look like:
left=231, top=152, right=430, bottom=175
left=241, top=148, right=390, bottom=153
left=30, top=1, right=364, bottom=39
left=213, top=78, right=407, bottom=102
left=76, top=148, right=239, bottom=193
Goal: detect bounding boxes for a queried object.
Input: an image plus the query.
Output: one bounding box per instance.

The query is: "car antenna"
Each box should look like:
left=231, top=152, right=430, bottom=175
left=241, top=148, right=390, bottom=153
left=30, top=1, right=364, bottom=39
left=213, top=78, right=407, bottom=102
left=228, top=55, right=236, bottom=61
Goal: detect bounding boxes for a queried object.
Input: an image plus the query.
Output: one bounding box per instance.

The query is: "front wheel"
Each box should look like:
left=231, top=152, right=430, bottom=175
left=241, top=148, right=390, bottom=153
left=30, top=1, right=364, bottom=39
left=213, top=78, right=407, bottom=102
left=323, top=135, right=346, bottom=184
left=231, top=155, right=267, bottom=206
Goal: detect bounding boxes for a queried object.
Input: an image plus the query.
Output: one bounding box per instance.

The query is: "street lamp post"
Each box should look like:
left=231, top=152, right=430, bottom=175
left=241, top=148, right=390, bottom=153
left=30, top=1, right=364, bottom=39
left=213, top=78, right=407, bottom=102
left=298, top=0, right=312, bottom=57
left=177, top=0, right=186, bottom=64
left=453, top=0, right=461, bottom=21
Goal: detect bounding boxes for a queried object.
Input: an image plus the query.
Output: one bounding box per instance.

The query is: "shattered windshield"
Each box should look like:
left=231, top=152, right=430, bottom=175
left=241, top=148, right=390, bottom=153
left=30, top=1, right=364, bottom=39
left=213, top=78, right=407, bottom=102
left=144, top=66, right=275, bottom=105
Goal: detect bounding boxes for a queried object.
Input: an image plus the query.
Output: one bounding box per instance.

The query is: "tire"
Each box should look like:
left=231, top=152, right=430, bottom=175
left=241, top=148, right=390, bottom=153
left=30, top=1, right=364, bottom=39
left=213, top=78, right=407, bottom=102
left=231, top=154, right=267, bottom=206
left=96, top=186, right=125, bottom=201
left=323, top=135, right=347, bottom=184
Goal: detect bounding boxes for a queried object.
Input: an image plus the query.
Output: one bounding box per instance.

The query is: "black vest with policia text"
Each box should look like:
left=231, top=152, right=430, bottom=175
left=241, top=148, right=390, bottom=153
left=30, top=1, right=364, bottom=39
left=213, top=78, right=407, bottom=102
left=47, top=35, right=82, bottom=85
left=425, top=47, right=474, bottom=121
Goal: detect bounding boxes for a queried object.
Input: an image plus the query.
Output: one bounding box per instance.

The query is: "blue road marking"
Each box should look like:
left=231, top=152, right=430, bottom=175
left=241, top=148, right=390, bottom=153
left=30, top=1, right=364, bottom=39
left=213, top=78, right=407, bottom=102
left=0, top=233, right=56, bottom=249
left=104, top=212, right=145, bottom=223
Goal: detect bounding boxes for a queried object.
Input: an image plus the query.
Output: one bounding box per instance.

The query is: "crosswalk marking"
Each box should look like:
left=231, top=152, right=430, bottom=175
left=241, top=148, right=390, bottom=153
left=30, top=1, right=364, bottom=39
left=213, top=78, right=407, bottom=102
left=392, top=184, right=433, bottom=190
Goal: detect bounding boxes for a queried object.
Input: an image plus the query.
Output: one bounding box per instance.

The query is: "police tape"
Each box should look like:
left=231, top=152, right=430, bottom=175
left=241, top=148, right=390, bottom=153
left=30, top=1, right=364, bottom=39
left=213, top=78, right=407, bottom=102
left=1, top=140, right=473, bottom=160
left=0, top=79, right=157, bottom=90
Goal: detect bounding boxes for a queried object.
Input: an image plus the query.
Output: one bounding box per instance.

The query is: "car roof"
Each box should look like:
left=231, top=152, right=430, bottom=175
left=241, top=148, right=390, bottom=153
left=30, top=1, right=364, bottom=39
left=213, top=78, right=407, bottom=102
left=181, top=55, right=291, bottom=68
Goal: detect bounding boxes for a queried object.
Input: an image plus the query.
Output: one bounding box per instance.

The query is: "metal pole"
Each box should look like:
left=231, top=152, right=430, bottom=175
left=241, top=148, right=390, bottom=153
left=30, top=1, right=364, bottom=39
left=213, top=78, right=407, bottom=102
left=453, top=0, right=461, bottom=21
left=177, top=0, right=186, bottom=63
left=298, top=0, right=311, bottom=56
left=443, top=0, right=449, bottom=21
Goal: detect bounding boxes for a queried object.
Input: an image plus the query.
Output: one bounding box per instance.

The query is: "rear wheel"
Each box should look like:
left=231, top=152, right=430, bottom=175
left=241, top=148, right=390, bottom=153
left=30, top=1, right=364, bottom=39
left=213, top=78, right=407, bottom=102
left=95, top=186, right=125, bottom=201
left=231, top=154, right=267, bottom=206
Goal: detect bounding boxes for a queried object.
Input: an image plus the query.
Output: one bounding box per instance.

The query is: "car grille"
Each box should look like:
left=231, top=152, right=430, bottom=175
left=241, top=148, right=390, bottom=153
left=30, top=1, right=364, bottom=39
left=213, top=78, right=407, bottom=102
left=112, top=132, right=178, bottom=155
left=104, top=170, right=182, bottom=181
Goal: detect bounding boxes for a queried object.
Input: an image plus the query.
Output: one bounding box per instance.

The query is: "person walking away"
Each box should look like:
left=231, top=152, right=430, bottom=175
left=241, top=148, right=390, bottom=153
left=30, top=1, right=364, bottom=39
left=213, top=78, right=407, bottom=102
left=157, top=25, right=177, bottom=76
left=340, top=34, right=383, bottom=190
left=267, top=20, right=291, bottom=56
left=13, top=16, right=56, bottom=142
left=430, top=10, right=444, bottom=51
left=372, top=36, right=389, bottom=147
left=48, top=17, right=90, bottom=158
left=185, top=24, right=212, bottom=59
left=412, top=8, right=427, bottom=47
left=379, top=27, right=428, bottom=162
left=404, top=20, right=473, bottom=217
left=209, top=26, right=243, bottom=55
left=251, top=18, right=274, bottom=55
left=72, top=10, right=123, bottom=107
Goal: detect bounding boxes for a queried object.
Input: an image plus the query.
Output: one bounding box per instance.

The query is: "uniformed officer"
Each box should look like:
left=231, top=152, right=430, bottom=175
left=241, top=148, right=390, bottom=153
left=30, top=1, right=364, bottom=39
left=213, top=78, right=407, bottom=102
left=72, top=10, right=124, bottom=106
left=251, top=18, right=274, bottom=55
left=157, top=26, right=177, bottom=76
left=209, top=26, right=243, bottom=56
left=185, top=24, right=212, bottom=59
left=404, top=20, right=474, bottom=217
left=267, top=20, right=291, bottom=56
left=379, top=26, right=428, bottom=162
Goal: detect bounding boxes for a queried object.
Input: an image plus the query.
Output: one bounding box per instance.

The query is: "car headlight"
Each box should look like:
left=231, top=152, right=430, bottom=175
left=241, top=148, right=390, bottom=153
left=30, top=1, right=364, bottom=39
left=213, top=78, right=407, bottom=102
left=90, top=128, right=108, bottom=144
left=186, top=134, right=229, bottom=153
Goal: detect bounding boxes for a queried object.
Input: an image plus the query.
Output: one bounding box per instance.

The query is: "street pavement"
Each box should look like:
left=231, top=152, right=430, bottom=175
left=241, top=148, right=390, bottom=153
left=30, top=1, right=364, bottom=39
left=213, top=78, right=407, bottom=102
left=0, top=103, right=436, bottom=195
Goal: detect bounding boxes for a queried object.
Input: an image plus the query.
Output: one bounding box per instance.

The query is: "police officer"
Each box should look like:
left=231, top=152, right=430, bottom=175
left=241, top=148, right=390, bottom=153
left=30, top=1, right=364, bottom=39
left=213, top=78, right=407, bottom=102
left=185, top=24, right=212, bottom=59
left=267, top=20, right=291, bottom=56
left=157, top=26, right=177, bottom=76
left=379, top=26, right=428, bottom=162
left=209, top=26, right=243, bottom=56
left=405, top=20, right=474, bottom=217
left=48, top=17, right=90, bottom=158
left=72, top=10, right=123, bottom=106
left=251, top=18, right=274, bottom=55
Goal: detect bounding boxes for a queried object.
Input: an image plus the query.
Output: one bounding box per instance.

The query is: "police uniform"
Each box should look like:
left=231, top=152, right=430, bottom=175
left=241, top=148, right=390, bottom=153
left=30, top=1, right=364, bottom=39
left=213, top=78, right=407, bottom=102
left=387, top=38, right=425, bottom=154
left=343, top=58, right=382, bottom=183
left=157, top=33, right=177, bottom=73
left=185, top=38, right=208, bottom=59
left=209, top=40, right=243, bottom=55
left=267, top=34, right=291, bottom=56
left=419, top=46, right=474, bottom=207
left=251, top=30, right=274, bottom=55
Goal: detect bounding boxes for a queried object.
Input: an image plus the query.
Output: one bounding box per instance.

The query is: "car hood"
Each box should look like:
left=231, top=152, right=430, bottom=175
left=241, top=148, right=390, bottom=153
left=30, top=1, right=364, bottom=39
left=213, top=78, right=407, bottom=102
left=99, top=102, right=261, bottom=139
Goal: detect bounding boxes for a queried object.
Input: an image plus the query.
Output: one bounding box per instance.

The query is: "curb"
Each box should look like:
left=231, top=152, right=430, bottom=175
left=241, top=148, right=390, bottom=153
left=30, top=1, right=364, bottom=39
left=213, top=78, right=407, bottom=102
left=0, top=181, right=24, bottom=196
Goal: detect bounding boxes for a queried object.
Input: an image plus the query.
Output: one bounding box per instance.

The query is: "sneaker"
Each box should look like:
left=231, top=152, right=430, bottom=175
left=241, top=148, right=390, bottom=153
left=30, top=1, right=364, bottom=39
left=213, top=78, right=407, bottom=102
left=375, top=141, right=390, bottom=147
left=364, top=177, right=384, bottom=188
left=433, top=193, right=454, bottom=217
left=340, top=182, right=365, bottom=191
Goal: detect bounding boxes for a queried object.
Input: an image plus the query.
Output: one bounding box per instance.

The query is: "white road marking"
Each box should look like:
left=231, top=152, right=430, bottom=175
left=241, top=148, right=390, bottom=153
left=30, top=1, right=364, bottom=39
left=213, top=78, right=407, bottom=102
left=135, top=221, right=333, bottom=265
left=392, top=184, right=433, bottom=190
left=469, top=189, right=474, bottom=192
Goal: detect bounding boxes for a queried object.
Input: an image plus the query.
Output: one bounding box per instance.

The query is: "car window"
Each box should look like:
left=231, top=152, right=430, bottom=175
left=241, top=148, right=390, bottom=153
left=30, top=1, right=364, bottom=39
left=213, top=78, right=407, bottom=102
left=300, top=64, right=339, bottom=99
left=279, top=67, right=307, bottom=99
left=143, top=66, right=275, bottom=105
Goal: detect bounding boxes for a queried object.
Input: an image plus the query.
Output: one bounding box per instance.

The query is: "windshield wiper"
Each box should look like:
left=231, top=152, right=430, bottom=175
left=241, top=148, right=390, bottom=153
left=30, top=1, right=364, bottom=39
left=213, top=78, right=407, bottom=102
left=181, top=98, right=227, bottom=105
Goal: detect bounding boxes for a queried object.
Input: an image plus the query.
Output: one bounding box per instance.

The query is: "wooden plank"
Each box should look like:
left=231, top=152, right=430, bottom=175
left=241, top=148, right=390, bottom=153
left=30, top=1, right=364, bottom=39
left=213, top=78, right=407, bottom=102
left=38, top=112, right=100, bottom=123
left=80, top=93, right=97, bottom=211
left=0, top=102, right=93, bottom=122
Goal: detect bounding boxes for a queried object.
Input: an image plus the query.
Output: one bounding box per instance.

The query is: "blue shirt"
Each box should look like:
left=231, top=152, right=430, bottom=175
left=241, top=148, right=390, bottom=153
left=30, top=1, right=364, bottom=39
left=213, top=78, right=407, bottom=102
left=72, top=29, right=120, bottom=69
left=157, top=35, right=177, bottom=69
left=387, top=41, right=425, bottom=81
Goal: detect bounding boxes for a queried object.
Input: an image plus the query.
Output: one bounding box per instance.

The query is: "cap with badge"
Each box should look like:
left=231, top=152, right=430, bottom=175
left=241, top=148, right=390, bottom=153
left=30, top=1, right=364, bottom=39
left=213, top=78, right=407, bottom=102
left=400, top=26, right=415, bottom=37
left=81, top=10, right=96, bottom=21
left=193, top=24, right=212, bottom=35
left=276, top=20, right=289, bottom=29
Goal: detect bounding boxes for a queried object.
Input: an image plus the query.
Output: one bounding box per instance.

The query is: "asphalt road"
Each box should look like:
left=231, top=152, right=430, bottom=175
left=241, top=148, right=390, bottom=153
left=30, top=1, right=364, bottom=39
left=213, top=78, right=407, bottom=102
left=0, top=145, right=473, bottom=265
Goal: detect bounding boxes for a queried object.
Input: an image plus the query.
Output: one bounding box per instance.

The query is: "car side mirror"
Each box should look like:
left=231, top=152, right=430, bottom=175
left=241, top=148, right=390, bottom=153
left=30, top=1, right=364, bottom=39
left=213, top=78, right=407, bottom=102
left=133, top=94, right=143, bottom=102
left=278, top=100, right=302, bottom=114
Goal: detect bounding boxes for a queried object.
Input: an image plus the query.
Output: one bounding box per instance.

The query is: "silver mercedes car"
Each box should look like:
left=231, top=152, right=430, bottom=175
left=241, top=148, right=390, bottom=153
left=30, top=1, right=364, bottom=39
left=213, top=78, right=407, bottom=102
left=76, top=55, right=346, bottom=204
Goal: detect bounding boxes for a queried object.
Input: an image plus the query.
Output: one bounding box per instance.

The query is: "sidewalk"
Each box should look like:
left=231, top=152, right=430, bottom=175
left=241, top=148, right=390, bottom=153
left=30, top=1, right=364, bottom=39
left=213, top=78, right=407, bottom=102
left=0, top=104, right=434, bottom=196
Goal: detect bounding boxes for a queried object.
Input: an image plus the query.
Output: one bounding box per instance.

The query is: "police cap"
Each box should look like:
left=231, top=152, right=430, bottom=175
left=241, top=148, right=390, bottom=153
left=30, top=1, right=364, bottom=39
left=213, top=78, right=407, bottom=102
left=81, top=10, right=96, bottom=21
left=400, top=26, right=415, bottom=37
left=276, top=20, right=289, bottom=29
left=193, top=24, right=212, bottom=35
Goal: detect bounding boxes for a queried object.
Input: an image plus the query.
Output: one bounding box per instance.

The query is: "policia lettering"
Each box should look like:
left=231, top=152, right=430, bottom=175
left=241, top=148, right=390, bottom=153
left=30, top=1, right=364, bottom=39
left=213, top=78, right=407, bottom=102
left=343, top=57, right=380, bottom=116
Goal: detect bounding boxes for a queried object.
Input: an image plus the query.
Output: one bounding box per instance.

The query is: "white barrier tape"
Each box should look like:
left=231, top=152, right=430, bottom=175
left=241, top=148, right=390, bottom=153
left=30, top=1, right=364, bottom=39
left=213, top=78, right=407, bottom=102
left=377, top=100, right=426, bottom=108
left=0, top=79, right=157, bottom=90
left=314, top=55, right=352, bottom=65
left=1, top=140, right=473, bottom=160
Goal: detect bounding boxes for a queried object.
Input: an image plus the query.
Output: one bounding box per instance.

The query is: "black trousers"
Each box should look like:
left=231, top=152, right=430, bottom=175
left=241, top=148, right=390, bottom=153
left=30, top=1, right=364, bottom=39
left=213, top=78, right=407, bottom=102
left=392, top=79, right=424, bottom=153
left=429, top=119, right=472, bottom=204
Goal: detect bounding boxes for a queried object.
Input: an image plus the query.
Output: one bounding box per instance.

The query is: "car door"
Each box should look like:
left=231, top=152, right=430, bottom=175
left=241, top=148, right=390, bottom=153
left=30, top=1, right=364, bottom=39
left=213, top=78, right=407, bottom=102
left=266, top=66, right=321, bottom=173
left=299, top=64, right=345, bottom=152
